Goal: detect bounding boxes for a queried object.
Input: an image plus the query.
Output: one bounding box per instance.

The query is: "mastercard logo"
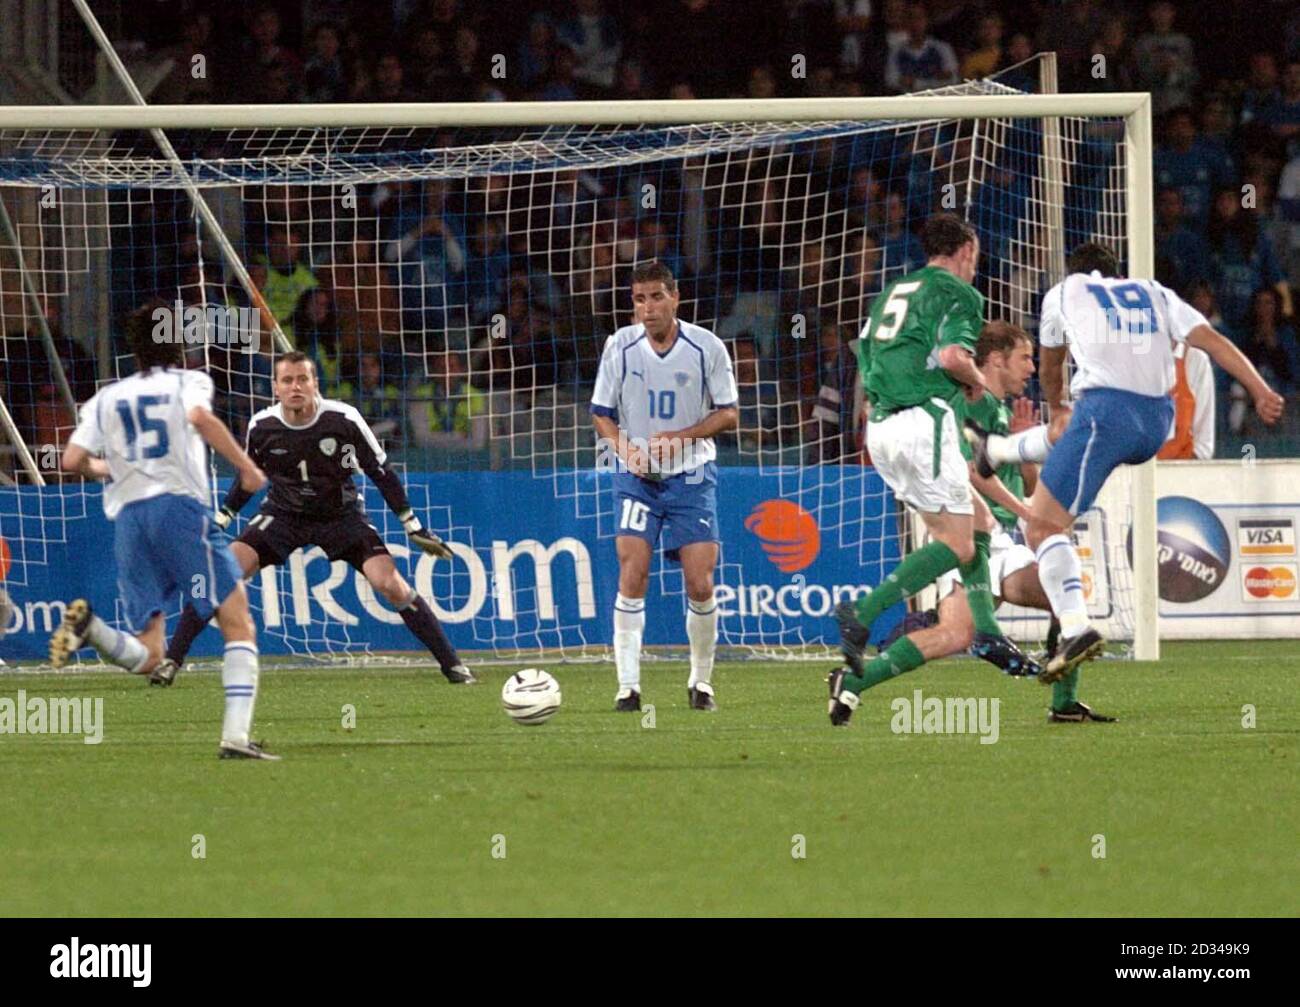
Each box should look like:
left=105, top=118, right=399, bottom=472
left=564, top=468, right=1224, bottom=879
left=0, top=536, right=10, bottom=582
left=744, top=499, right=820, bottom=573
left=1243, top=566, right=1297, bottom=599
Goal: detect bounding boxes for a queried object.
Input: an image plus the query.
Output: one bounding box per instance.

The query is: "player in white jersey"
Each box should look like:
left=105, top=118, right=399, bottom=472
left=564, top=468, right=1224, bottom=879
left=50, top=307, right=278, bottom=759
left=590, top=261, right=739, bottom=712
left=967, top=243, right=1284, bottom=680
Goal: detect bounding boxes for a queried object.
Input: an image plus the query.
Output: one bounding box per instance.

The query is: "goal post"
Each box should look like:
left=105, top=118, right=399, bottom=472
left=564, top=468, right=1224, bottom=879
left=0, top=90, right=1159, bottom=663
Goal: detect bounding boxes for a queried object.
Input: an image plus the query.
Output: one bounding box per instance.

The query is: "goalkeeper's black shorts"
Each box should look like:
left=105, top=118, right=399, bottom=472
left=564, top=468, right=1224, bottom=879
left=239, top=507, right=389, bottom=571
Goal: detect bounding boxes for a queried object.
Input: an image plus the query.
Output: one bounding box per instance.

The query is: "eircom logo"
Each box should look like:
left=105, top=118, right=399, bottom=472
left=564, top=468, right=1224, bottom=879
left=1242, top=565, right=1298, bottom=601
left=744, top=499, right=820, bottom=572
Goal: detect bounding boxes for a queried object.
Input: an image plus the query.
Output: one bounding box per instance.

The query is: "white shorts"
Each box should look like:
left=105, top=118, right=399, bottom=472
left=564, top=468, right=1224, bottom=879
left=868, top=399, right=973, bottom=515
left=935, top=528, right=1037, bottom=603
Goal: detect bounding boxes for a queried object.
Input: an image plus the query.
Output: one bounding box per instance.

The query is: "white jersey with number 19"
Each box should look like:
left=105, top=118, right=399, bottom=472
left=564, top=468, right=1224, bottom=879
left=69, top=366, right=215, bottom=519
left=1039, top=271, right=1209, bottom=399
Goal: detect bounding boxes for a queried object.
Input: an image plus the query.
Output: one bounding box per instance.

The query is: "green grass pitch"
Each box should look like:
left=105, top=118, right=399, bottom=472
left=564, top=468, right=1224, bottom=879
left=1, top=640, right=1295, bottom=917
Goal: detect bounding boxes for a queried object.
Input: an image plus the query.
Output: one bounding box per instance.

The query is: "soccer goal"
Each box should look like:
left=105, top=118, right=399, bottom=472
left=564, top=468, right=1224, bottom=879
left=0, top=83, right=1159, bottom=666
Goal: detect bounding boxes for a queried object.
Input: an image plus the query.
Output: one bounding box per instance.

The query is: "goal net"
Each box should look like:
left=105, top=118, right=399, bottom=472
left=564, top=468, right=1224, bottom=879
left=0, top=83, right=1155, bottom=666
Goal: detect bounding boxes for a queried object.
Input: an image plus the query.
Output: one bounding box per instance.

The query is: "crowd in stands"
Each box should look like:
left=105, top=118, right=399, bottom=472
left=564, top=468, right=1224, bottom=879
left=7, top=0, right=1300, bottom=469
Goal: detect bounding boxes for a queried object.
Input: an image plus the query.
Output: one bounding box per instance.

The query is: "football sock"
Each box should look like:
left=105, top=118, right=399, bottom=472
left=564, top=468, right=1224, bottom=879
left=1052, top=667, right=1081, bottom=711
left=853, top=541, right=959, bottom=632
left=844, top=636, right=925, bottom=695
left=398, top=591, right=459, bottom=671
left=1035, top=534, right=1091, bottom=639
left=166, top=604, right=210, bottom=665
left=86, top=615, right=149, bottom=674
left=686, top=597, right=718, bottom=689
left=613, top=593, right=645, bottom=692
left=987, top=425, right=1051, bottom=466
left=960, top=531, right=1002, bottom=636
left=221, top=641, right=259, bottom=745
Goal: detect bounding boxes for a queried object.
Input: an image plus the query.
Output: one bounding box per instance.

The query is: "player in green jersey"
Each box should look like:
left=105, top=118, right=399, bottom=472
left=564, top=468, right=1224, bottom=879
left=829, top=214, right=1033, bottom=726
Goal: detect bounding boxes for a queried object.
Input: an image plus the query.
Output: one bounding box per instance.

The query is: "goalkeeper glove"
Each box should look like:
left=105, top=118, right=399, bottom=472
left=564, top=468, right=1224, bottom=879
left=213, top=506, right=238, bottom=532
left=400, top=510, right=453, bottom=559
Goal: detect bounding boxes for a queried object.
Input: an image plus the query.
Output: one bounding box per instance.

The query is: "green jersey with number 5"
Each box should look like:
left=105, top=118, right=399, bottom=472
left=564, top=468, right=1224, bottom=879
left=856, top=265, right=984, bottom=415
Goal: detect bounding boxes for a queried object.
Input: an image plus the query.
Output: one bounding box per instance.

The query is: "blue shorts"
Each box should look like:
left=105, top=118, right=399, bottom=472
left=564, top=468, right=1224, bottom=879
left=1041, top=388, right=1174, bottom=516
left=613, top=463, right=719, bottom=562
left=114, top=494, right=244, bottom=633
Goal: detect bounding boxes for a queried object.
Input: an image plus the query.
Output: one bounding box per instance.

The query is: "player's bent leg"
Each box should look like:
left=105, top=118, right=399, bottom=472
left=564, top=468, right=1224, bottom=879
left=50, top=598, right=153, bottom=674
left=679, top=540, right=719, bottom=711
left=361, top=553, right=474, bottom=684
left=999, top=565, right=1051, bottom=611
left=613, top=535, right=652, bottom=711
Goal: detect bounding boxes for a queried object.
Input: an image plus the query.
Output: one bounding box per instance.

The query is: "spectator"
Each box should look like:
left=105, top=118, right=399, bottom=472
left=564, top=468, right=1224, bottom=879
left=878, top=191, right=925, bottom=285
left=302, top=22, right=347, bottom=102
left=747, top=65, right=780, bottom=100
left=292, top=288, right=344, bottom=394
left=961, top=13, right=1004, bottom=81
left=1243, top=288, right=1298, bottom=393
left=1155, top=187, right=1213, bottom=292
left=834, top=0, right=875, bottom=77
left=1157, top=343, right=1216, bottom=459
left=517, top=16, right=559, bottom=93
left=319, top=237, right=403, bottom=355
left=1261, top=60, right=1300, bottom=159
left=1279, top=150, right=1300, bottom=287
left=337, top=354, right=404, bottom=441
left=155, top=13, right=215, bottom=104
left=257, top=225, right=319, bottom=341
left=1129, top=1, right=1197, bottom=116
left=1207, top=187, right=1287, bottom=338
left=1154, top=107, right=1236, bottom=230
left=804, top=320, right=858, bottom=463
left=1035, top=0, right=1102, bottom=89
left=612, top=59, right=651, bottom=100
left=383, top=180, right=468, bottom=341
left=463, top=217, right=511, bottom=324
left=407, top=351, right=489, bottom=449
left=1089, top=16, right=1134, bottom=93
left=239, top=5, right=302, bottom=103
left=537, top=44, right=583, bottom=101
left=1239, top=51, right=1281, bottom=126
left=996, top=32, right=1036, bottom=92
left=553, top=0, right=622, bottom=92
left=732, top=337, right=784, bottom=452
left=405, top=25, right=455, bottom=98
left=365, top=51, right=419, bottom=103
left=885, top=3, right=958, bottom=93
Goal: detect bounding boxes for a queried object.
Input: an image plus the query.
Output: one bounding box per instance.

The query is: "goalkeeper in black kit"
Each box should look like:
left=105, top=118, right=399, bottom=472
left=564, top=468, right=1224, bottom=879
left=152, top=351, right=476, bottom=685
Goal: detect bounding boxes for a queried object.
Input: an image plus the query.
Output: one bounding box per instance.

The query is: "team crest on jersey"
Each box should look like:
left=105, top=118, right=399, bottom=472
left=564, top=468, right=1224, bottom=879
left=674, top=371, right=690, bottom=387
left=319, top=437, right=338, bottom=457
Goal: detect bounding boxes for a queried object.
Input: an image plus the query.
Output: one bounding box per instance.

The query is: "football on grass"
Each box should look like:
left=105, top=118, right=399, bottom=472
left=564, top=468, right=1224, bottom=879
left=501, top=669, right=561, bottom=725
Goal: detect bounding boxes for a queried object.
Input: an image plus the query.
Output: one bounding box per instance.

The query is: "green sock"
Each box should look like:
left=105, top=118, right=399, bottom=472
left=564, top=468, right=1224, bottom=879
left=853, top=541, right=960, bottom=630
left=959, top=531, right=1002, bottom=636
left=1052, top=668, right=1080, bottom=710
left=844, top=636, right=926, bottom=694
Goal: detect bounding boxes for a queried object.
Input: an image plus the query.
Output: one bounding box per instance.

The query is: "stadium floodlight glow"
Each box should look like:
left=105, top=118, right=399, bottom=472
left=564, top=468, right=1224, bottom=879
left=0, top=83, right=1157, bottom=663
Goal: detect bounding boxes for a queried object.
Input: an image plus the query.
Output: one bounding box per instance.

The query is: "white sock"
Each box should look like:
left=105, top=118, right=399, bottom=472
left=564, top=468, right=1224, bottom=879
left=613, top=593, right=645, bottom=694
left=988, top=424, right=1051, bottom=466
left=686, top=597, right=718, bottom=689
left=1035, top=534, right=1090, bottom=639
left=85, top=615, right=149, bottom=673
left=221, top=641, right=259, bottom=745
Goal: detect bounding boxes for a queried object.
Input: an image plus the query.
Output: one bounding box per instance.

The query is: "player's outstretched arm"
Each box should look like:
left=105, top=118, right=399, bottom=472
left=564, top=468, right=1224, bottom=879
left=1186, top=324, right=1285, bottom=425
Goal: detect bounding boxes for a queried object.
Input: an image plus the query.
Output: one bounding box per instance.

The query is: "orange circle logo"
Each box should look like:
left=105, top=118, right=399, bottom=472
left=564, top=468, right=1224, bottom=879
left=0, top=536, right=11, bottom=582
left=1244, top=566, right=1296, bottom=599
left=744, top=499, right=820, bottom=572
